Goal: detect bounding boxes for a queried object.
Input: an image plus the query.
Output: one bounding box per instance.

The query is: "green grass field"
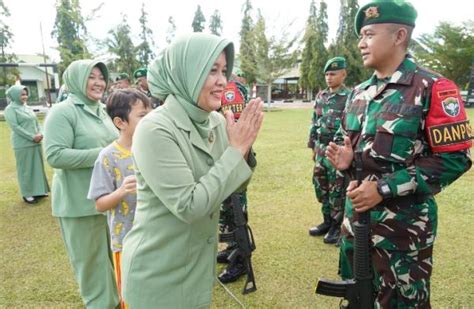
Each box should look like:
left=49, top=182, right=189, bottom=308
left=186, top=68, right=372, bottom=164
left=1, top=108, right=473, bottom=308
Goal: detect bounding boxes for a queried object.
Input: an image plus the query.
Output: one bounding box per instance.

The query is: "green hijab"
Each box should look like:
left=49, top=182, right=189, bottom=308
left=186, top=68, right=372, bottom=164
left=6, top=85, right=28, bottom=106
left=62, top=59, right=109, bottom=106
left=148, top=33, right=234, bottom=127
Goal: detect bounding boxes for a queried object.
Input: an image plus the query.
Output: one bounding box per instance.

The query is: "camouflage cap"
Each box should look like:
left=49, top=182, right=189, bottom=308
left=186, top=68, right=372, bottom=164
left=324, top=56, right=347, bottom=73
left=355, top=0, right=417, bottom=35
left=116, top=73, right=129, bottom=82
left=133, top=68, right=147, bottom=79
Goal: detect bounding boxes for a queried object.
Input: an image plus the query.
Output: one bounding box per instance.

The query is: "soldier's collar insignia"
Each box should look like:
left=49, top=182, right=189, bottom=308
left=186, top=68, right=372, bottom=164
left=441, top=97, right=460, bottom=117
left=364, top=6, right=379, bottom=20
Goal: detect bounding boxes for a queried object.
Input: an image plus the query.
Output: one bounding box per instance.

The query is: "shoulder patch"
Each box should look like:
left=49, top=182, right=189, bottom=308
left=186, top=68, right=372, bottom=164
left=426, top=78, right=472, bottom=152
left=221, top=81, right=245, bottom=119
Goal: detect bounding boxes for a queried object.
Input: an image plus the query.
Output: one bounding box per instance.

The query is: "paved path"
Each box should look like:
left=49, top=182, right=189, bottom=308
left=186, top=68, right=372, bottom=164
left=265, top=100, right=313, bottom=109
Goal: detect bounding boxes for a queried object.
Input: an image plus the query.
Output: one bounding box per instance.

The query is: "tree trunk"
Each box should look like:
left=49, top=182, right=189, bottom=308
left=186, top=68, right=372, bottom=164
left=267, top=82, right=272, bottom=109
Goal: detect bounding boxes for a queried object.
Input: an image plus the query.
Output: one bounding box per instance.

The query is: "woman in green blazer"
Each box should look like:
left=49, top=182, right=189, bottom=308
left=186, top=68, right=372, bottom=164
left=4, top=85, right=49, bottom=204
left=121, top=33, right=264, bottom=308
left=43, top=60, right=119, bottom=308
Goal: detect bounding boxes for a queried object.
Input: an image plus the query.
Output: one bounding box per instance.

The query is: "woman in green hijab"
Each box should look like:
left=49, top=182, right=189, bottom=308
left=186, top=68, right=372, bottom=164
left=4, top=85, right=49, bottom=204
left=121, top=33, right=264, bottom=308
left=43, top=60, right=119, bottom=308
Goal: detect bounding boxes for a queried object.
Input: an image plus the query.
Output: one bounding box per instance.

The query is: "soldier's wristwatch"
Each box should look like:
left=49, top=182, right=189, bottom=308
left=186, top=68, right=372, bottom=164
left=376, top=179, right=392, bottom=200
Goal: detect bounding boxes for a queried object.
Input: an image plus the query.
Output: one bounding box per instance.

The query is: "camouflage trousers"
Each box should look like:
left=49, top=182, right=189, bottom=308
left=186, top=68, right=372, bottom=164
left=339, top=236, right=433, bottom=308
left=312, top=142, right=346, bottom=220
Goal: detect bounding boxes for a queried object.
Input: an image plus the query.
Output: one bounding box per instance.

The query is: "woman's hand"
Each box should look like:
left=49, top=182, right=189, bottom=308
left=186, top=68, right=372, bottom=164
left=33, top=133, right=43, bottom=143
left=225, top=98, right=264, bottom=156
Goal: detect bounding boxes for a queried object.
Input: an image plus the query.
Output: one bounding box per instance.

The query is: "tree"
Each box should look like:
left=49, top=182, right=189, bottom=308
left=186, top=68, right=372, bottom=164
left=310, top=0, right=329, bottom=92
left=253, top=11, right=298, bottom=106
left=51, top=0, right=91, bottom=77
left=209, top=10, right=223, bottom=36
left=166, top=16, right=177, bottom=44
left=330, top=0, right=369, bottom=87
left=413, top=21, right=474, bottom=88
left=106, top=15, right=139, bottom=77
left=299, top=0, right=318, bottom=97
left=192, top=5, right=206, bottom=32
left=300, top=0, right=329, bottom=99
left=0, top=0, right=18, bottom=87
left=239, top=0, right=257, bottom=85
left=136, top=3, right=155, bottom=67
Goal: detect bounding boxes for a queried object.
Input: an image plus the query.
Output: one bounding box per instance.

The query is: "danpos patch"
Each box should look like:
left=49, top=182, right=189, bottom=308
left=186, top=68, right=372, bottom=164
left=426, top=78, right=472, bottom=152
left=427, top=120, right=472, bottom=147
left=441, top=96, right=460, bottom=117
left=221, top=81, right=246, bottom=119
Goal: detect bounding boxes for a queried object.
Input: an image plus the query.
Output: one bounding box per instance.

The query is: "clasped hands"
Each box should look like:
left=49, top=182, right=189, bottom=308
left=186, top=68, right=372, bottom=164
left=224, top=98, right=264, bottom=158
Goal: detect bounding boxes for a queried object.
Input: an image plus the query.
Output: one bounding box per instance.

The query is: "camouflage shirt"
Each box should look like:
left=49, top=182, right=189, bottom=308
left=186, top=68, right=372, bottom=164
left=308, top=86, right=351, bottom=148
left=341, top=55, right=472, bottom=251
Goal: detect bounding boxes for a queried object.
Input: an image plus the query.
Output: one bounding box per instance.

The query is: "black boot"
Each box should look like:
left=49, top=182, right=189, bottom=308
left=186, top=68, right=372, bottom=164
left=218, top=260, right=247, bottom=284
left=216, top=243, right=237, bottom=264
left=309, top=214, right=332, bottom=236
left=323, top=220, right=341, bottom=244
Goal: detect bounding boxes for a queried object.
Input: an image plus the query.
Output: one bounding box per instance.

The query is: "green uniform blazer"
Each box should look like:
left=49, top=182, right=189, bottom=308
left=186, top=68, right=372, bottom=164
left=43, top=97, right=118, bottom=217
left=122, top=98, right=253, bottom=308
left=4, top=102, right=41, bottom=149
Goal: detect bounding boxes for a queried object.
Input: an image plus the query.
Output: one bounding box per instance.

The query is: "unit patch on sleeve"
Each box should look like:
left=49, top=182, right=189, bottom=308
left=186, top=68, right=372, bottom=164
left=425, top=78, right=472, bottom=152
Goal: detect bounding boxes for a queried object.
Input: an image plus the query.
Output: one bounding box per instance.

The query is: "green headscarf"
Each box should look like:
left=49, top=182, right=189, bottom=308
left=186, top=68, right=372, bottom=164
left=62, top=59, right=109, bottom=106
left=148, top=33, right=234, bottom=126
left=6, top=85, right=28, bottom=106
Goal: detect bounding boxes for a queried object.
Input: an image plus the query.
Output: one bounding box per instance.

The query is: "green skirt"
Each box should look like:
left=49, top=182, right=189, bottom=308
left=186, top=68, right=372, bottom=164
left=13, top=145, right=49, bottom=197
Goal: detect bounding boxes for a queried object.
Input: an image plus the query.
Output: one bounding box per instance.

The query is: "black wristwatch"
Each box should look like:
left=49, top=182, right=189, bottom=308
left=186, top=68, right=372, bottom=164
left=377, top=179, right=392, bottom=200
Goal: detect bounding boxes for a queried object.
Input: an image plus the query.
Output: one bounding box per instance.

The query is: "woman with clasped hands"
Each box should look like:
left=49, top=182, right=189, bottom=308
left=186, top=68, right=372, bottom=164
left=4, top=85, right=49, bottom=204
left=121, top=33, right=263, bottom=308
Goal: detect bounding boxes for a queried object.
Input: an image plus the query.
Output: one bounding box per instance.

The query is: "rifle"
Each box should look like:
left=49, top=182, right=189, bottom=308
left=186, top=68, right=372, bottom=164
left=219, top=193, right=257, bottom=294
left=315, top=150, right=374, bottom=308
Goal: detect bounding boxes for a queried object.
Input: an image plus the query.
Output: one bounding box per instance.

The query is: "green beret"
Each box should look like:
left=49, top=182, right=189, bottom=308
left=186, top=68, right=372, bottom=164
left=133, top=68, right=147, bottom=79
left=324, top=57, right=347, bottom=73
left=355, top=0, right=417, bottom=35
left=116, top=73, right=129, bottom=81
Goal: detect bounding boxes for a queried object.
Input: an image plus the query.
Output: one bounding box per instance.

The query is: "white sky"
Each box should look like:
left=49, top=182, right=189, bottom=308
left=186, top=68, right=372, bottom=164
left=4, top=0, right=473, bottom=62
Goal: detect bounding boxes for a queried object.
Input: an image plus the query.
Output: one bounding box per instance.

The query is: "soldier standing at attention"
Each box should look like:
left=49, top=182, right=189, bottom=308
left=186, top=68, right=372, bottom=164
left=308, top=57, right=351, bottom=244
left=326, top=0, right=472, bottom=307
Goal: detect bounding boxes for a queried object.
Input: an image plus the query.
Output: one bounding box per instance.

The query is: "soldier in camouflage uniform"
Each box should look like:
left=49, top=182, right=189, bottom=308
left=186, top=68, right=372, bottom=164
left=308, top=57, right=351, bottom=244
left=326, top=1, right=472, bottom=307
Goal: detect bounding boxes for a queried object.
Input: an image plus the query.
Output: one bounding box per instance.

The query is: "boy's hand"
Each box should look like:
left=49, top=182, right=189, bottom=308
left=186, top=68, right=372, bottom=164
left=120, top=175, right=137, bottom=196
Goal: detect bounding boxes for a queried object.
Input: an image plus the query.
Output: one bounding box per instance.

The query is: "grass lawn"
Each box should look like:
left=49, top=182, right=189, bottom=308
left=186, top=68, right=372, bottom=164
left=1, top=108, right=473, bottom=308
